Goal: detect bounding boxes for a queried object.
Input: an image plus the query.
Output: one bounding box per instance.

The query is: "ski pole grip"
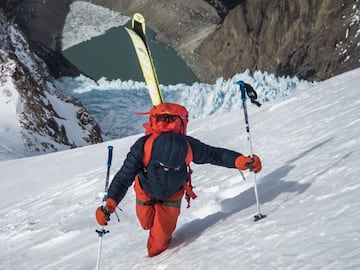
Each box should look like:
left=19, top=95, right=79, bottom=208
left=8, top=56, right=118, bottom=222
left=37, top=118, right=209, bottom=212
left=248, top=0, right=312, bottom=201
left=235, top=81, right=247, bottom=101
left=107, top=146, right=113, bottom=168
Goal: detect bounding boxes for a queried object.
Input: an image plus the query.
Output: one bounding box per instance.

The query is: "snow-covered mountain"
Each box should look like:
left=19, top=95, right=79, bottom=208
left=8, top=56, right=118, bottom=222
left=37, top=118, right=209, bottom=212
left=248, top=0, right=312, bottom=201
left=1, top=3, right=314, bottom=160
left=0, top=10, right=102, bottom=160
left=0, top=68, right=359, bottom=269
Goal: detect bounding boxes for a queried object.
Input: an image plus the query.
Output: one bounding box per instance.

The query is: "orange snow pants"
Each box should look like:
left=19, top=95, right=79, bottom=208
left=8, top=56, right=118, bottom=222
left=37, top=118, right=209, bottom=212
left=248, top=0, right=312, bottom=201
left=134, top=176, right=183, bottom=257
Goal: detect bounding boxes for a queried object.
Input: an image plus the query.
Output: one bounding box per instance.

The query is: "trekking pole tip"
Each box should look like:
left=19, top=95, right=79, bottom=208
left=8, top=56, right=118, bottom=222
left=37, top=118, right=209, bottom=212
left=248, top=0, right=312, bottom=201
left=253, top=213, right=267, bottom=222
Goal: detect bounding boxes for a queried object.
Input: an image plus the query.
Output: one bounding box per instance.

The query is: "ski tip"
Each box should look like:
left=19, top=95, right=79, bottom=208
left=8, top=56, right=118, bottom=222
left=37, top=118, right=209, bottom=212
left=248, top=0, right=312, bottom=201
left=132, top=13, right=146, bottom=34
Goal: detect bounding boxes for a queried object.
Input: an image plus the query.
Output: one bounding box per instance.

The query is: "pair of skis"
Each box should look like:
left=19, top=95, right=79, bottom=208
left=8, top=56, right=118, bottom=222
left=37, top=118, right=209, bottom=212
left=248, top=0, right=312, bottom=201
left=125, top=13, right=164, bottom=106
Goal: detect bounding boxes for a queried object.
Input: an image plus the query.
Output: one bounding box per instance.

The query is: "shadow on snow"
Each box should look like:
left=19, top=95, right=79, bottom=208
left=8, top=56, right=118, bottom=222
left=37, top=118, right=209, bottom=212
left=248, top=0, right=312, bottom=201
left=171, top=138, right=334, bottom=248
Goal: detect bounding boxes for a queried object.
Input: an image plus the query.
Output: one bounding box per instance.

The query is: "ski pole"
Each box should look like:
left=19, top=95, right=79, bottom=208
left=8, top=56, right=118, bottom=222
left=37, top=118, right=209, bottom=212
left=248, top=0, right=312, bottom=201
left=236, top=81, right=266, bottom=222
left=96, top=145, right=113, bottom=270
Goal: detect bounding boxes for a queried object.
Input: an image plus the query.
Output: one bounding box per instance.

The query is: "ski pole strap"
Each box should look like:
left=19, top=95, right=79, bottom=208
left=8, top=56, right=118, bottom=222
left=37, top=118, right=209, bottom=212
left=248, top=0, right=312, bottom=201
left=236, top=81, right=261, bottom=107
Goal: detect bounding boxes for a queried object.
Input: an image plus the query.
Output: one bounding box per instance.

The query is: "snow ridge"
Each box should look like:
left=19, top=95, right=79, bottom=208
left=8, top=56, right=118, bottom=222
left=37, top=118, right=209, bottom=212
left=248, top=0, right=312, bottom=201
left=55, top=70, right=314, bottom=140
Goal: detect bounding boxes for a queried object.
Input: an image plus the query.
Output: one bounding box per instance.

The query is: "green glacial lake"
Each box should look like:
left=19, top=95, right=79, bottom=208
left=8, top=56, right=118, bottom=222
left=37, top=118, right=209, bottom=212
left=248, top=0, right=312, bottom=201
left=62, top=23, right=199, bottom=85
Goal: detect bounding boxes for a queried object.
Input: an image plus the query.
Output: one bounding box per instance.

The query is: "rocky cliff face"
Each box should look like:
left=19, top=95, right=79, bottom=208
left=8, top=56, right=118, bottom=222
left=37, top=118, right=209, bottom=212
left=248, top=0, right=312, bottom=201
left=2, top=0, right=359, bottom=84
left=89, top=0, right=221, bottom=82
left=197, top=0, right=360, bottom=82
left=0, top=0, right=80, bottom=78
left=204, top=0, right=246, bottom=19
left=0, top=9, right=102, bottom=156
left=89, top=0, right=360, bottom=83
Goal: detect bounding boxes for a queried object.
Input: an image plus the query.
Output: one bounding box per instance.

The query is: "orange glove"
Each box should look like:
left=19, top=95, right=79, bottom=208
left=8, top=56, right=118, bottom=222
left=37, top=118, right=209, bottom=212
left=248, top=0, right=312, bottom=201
left=95, top=198, right=118, bottom=226
left=235, top=154, right=262, bottom=173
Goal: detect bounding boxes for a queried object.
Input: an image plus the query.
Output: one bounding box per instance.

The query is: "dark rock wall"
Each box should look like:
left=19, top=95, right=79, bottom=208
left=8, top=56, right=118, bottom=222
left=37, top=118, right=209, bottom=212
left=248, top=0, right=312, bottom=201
left=1, top=0, right=80, bottom=78
left=0, top=7, right=102, bottom=153
left=197, top=0, right=360, bottom=82
left=2, top=0, right=359, bottom=83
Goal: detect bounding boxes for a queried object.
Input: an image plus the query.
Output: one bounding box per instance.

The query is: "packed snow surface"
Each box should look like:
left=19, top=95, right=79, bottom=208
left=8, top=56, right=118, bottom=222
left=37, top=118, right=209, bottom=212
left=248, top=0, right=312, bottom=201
left=1, top=69, right=359, bottom=269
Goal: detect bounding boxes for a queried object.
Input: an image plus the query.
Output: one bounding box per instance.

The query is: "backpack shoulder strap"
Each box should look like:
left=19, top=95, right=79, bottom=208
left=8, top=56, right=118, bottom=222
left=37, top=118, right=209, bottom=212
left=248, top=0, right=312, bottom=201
left=143, top=134, right=158, bottom=167
left=185, top=141, right=193, bottom=165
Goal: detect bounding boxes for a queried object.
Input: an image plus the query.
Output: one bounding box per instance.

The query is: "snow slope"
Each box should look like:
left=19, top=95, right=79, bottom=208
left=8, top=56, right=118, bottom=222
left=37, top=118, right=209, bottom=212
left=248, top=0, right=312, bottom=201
left=0, top=55, right=25, bottom=158
left=1, top=68, right=359, bottom=269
